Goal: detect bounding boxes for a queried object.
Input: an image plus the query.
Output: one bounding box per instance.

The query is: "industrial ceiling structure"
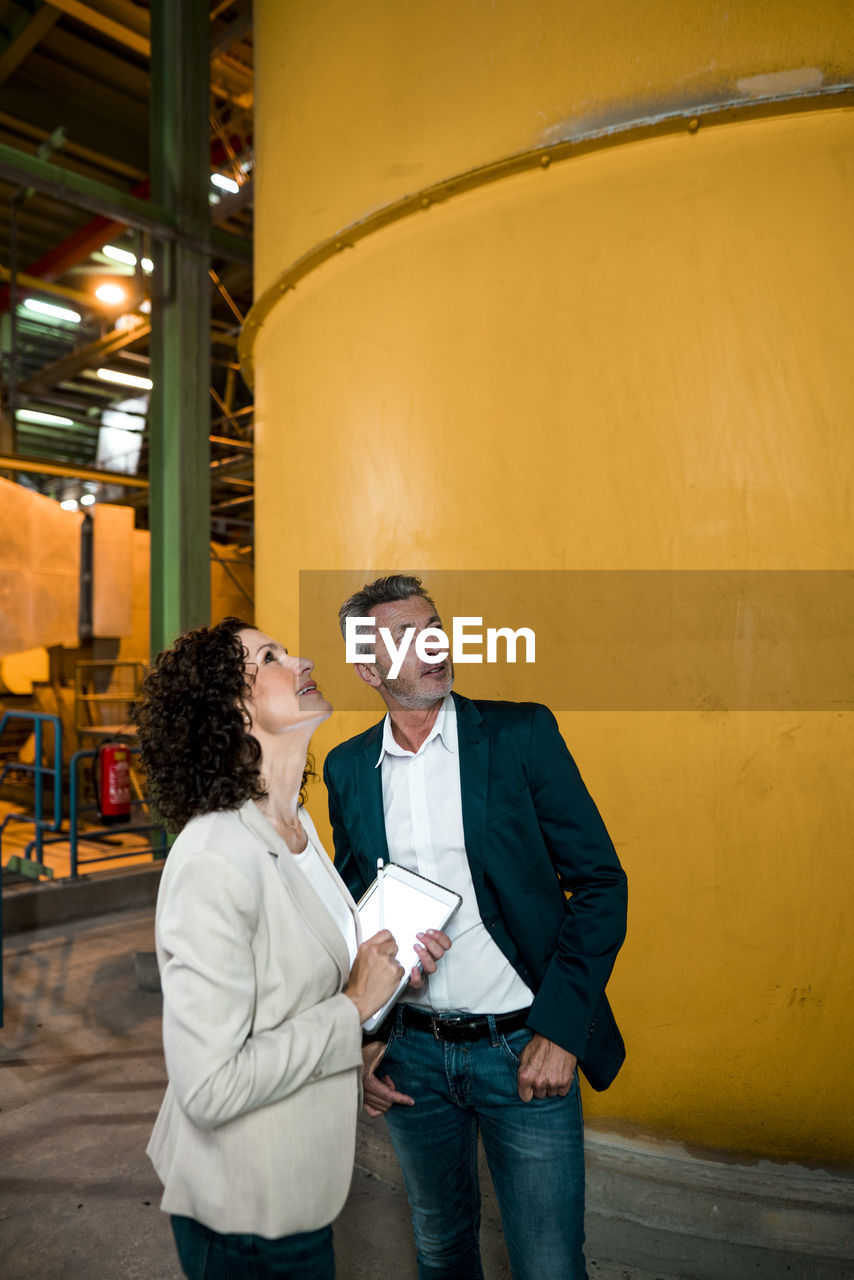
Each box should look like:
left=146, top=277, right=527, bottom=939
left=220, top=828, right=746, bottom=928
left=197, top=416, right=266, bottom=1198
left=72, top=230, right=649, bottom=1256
left=0, top=0, right=254, bottom=547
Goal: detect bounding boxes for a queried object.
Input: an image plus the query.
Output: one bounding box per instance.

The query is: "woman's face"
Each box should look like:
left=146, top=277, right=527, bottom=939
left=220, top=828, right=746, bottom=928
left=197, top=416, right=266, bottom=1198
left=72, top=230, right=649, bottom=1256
left=238, top=628, right=332, bottom=737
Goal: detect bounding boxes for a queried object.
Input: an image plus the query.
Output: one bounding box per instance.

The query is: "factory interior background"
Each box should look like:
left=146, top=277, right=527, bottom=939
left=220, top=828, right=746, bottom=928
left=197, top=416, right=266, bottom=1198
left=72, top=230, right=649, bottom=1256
left=0, top=3, right=852, bottom=1276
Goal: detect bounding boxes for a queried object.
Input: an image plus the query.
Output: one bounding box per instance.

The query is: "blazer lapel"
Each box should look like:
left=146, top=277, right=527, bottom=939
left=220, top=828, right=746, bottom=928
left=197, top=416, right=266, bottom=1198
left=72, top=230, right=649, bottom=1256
left=239, top=801, right=352, bottom=984
left=453, top=693, right=489, bottom=894
left=355, top=724, right=390, bottom=872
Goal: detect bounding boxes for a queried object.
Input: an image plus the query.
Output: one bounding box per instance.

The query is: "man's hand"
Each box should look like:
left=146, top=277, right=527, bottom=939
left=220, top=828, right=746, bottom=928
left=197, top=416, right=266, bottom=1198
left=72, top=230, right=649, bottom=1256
left=517, top=1033, right=577, bottom=1102
left=362, top=1041, right=414, bottom=1117
left=408, top=928, right=452, bottom=988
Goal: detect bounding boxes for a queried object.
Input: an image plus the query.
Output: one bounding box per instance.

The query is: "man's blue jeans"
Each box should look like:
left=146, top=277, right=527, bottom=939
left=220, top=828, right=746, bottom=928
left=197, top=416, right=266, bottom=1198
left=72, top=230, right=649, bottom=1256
left=381, top=1008, right=588, bottom=1280
left=171, top=1215, right=334, bottom=1280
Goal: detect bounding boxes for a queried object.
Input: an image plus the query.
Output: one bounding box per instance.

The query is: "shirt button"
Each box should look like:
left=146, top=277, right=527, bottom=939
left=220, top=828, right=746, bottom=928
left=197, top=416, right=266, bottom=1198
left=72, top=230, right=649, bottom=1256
left=312, top=1068, right=323, bottom=1078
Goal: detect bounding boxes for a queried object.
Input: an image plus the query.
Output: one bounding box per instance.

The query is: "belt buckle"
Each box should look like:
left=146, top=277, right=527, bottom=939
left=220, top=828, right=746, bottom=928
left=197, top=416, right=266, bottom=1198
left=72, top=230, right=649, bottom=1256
left=430, top=1015, right=463, bottom=1041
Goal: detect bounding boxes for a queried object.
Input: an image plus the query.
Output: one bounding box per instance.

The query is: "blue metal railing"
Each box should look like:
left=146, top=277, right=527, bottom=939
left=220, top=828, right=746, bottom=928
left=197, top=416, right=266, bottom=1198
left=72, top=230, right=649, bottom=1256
left=64, top=746, right=167, bottom=875
left=0, top=721, right=166, bottom=1029
left=0, top=716, right=167, bottom=875
left=0, top=711, right=64, bottom=1027
left=12, top=745, right=168, bottom=874
left=0, top=711, right=63, bottom=865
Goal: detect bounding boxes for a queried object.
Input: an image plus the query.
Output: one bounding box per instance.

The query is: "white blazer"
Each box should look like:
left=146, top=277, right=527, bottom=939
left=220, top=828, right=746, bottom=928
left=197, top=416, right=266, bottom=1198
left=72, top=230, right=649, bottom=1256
left=147, top=800, right=364, bottom=1239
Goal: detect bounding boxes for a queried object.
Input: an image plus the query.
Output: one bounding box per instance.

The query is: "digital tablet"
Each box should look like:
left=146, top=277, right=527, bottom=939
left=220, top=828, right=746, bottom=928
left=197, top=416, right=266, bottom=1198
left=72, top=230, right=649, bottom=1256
left=357, top=863, right=462, bottom=1033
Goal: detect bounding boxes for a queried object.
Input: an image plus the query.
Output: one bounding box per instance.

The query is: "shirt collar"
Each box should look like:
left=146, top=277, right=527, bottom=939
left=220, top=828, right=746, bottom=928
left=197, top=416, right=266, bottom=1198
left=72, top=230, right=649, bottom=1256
left=375, top=693, right=457, bottom=766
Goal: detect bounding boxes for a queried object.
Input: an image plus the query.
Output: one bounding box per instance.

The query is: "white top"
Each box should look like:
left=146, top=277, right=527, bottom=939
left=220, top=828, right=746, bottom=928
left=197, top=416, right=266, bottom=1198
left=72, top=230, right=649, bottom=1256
left=377, top=695, right=533, bottom=1015
left=294, top=835, right=359, bottom=967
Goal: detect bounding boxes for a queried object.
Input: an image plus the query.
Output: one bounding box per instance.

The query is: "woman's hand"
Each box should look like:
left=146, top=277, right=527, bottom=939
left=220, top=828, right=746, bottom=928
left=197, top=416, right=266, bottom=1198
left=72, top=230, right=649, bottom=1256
left=344, top=930, right=405, bottom=1023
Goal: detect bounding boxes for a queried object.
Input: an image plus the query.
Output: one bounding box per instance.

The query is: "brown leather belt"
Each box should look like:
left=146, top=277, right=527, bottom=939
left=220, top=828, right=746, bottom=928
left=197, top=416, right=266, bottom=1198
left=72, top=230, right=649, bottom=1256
left=399, top=1005, right=530, bottom=1042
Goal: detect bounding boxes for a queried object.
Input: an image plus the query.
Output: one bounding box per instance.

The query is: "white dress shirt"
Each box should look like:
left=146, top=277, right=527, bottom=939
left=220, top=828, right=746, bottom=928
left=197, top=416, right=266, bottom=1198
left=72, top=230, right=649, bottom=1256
left=294, top=835, right=359, bottom=967
left=378, top=695, right=533, bottom=1014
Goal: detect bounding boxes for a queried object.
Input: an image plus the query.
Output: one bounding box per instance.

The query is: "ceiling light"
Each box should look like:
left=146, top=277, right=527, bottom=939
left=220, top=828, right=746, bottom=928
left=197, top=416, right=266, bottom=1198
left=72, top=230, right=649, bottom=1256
left=96, top=368, right=153, bottom=391
left=16, top=409, right=74, bottom=427
left=60, top=499, right=79, bottom=511
left=95, top=282, right=127, bottom=305
left=22, top=298, right=81, bottom=324
left=102, top=244, right=137, bottom=266
left=80, top=493, right=96, bottom=507
left=211, top=172, right=240, bottom=194
left=102, top=244, right=154, bottom=274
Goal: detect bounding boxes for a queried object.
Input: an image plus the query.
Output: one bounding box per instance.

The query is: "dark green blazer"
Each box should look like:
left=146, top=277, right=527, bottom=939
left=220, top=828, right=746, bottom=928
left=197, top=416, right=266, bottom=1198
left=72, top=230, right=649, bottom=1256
left=324, top=692, right=628, bottom=1090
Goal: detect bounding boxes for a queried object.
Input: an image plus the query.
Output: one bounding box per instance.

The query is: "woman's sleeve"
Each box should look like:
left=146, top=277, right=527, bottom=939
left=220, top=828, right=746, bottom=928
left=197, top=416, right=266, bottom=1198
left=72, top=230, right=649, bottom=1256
left=157, top=850, right=363, bottom=1131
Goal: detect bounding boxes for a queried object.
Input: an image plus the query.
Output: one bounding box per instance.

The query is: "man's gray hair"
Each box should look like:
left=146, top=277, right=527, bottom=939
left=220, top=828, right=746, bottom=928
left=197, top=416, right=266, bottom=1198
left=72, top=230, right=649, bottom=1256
left=338, top=574, right=436, bottom=638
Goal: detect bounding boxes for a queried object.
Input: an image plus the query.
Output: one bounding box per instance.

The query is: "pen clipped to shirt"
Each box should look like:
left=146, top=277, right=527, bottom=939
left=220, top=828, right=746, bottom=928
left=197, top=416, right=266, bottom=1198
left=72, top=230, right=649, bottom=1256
left=377, top=857, right=385, bottom=930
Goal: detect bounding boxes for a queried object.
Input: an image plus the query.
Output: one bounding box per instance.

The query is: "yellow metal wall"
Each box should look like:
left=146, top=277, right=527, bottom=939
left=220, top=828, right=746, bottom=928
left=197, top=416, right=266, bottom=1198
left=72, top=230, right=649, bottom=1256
left=254, top=0, right=854, bottom=293
left=250, top=2, right=854, bottom=1162
left=0, top=476, right=82, bottom=654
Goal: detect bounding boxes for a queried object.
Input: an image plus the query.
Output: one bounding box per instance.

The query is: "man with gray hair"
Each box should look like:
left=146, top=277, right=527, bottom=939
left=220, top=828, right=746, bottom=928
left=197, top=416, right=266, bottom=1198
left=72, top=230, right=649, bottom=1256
left=324, top=574, right=627, bottom=1280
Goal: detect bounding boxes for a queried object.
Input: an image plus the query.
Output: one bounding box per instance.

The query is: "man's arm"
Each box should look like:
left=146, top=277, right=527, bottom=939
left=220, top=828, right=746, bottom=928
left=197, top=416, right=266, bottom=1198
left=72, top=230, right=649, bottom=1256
left=523, top=704, right=628, bottom=1060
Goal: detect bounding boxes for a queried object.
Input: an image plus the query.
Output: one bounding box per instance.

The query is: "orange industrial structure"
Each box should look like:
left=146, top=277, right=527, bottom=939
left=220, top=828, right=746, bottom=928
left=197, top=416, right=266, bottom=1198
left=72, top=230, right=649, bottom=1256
left=244, top=0, right=854, bottom=1170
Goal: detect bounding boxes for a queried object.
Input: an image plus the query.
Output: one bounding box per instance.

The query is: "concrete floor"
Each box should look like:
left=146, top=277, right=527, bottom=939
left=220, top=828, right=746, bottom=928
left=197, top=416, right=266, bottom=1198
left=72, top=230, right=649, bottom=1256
left=0, top=906, right=688, bottom=1280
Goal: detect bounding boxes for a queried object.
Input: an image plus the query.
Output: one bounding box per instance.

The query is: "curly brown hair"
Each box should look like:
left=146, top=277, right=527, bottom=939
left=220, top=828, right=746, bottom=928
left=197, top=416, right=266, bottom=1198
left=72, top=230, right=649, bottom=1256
left=133, top=617, right=313, bottom=831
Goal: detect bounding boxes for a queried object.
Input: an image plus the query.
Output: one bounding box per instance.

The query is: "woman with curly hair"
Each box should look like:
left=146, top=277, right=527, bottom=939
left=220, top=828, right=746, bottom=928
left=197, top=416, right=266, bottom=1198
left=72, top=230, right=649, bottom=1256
left=135, top=618, right=450, bottom=1279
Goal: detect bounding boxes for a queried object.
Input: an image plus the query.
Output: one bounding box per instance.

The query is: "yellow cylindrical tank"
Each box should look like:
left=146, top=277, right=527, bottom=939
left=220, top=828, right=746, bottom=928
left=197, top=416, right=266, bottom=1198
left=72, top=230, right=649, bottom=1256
left=249, top=1, right=854, bottom=1163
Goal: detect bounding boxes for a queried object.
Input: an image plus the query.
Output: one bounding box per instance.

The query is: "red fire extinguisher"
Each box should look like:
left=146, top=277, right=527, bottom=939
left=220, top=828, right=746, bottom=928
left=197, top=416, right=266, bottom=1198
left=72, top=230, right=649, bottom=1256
left=94, top=740, right=132, bottom=825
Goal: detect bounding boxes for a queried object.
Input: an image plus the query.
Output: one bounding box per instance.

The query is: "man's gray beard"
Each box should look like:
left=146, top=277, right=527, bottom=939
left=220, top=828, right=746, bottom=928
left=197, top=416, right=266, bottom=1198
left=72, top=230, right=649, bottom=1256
left=378, top=668, right=454, bottom=709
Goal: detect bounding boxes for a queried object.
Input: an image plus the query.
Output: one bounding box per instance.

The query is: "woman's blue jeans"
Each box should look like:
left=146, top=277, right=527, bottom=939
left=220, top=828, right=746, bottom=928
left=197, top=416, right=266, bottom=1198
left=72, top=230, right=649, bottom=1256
left=381, top=1009, right=588, bottom=1280
left=171, top=1214, right=335, bottom=1280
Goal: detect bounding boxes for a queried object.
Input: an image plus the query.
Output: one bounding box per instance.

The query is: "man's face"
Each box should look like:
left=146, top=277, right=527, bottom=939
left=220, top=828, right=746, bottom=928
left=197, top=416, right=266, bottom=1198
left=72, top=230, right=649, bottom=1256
left=367, top=595, right=454, bottom=710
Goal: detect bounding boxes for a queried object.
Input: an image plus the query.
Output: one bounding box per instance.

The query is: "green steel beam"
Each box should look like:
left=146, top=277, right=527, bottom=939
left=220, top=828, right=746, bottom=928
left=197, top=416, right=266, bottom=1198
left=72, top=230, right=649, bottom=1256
left=0, top=138, right=173, bottom=231
left=148, top=0, right=211, bottom=656
left=19, top=320, right=152, bottom=394
left=210, top=226, right=252, bottom=265
left=0, top=139, right=250, bottom=265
